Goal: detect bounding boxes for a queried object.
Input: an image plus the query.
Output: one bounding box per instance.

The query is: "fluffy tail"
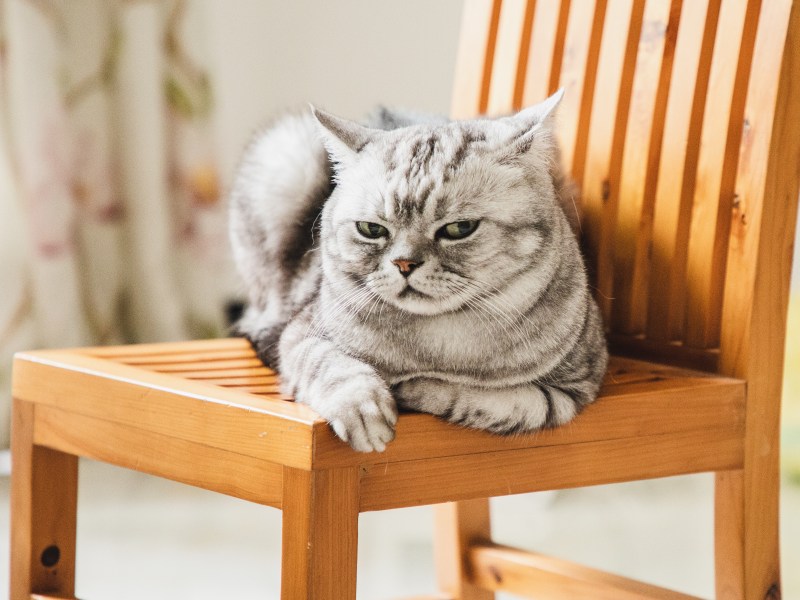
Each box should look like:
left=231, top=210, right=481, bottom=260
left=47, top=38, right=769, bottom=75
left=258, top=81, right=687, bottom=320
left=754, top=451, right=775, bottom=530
left=228, top=110, right=332, bottom=366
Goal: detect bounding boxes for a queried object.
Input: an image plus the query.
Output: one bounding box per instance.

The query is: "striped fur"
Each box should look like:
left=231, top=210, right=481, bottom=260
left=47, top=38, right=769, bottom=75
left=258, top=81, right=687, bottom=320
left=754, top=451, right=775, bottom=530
left=229, top=92, right=607, bottom=452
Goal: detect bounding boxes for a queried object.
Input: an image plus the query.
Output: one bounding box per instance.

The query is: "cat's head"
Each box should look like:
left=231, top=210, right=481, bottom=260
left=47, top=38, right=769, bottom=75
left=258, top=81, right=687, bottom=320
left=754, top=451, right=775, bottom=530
left=313, top=91, right=567, bottom=317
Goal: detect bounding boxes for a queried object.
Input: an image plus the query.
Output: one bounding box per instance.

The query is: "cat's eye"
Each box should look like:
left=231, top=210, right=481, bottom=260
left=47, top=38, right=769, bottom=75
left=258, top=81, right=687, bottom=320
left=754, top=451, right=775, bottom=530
left=356, top=221, right=389, bottom=239
left=437, top=220, right=480, bottom=240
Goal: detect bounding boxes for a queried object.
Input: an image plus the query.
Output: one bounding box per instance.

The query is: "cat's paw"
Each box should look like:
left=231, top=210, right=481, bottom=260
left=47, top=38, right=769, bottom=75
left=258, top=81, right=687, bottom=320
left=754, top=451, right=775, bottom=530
left=325, top=375, right=398, bottom=452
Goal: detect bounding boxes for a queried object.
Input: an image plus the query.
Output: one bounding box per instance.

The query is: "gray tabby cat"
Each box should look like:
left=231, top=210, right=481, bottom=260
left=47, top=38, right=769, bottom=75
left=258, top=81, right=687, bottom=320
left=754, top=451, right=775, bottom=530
left=229, top=91, right=608, bottom=452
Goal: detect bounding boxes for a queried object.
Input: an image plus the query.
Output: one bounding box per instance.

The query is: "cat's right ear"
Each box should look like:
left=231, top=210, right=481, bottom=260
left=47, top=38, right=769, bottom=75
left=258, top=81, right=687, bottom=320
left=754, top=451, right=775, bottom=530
left=311, top=106, right=378, bottom=169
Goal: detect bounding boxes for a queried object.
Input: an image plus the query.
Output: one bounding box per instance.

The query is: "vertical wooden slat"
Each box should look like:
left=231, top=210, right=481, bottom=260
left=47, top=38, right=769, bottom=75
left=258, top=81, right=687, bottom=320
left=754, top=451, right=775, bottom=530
left=716, top=0, right=800, bottom=598
left=683, top=0, right=762, bottom=348
left=521, top=0, right=571, bottom=105
left=611, top=0, right=683, bottom=334
left=451, top=0, right=504, bottom=119
left=434, top=499, right=494, bottom=600
left=280, top=467, right=360, bottom=600
left=579, top=0, right=646, bottom=321
left=554, top=0, right=607, bottom=183
left=486, top=0, right=537, bottom=114
left=646, top=0, right=721, bottom=342
left=10, top=399, right=79, bottom=600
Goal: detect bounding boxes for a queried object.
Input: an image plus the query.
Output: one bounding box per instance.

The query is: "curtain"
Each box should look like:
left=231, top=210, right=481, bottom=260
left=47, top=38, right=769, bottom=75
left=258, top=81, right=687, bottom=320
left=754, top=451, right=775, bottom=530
left=0, top=0, right=236, bottom=448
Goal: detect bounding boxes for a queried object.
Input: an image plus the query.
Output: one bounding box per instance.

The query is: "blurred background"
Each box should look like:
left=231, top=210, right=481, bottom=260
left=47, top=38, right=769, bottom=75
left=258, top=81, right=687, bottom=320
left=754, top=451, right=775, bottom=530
left=0, top=0, right=798, bottom=598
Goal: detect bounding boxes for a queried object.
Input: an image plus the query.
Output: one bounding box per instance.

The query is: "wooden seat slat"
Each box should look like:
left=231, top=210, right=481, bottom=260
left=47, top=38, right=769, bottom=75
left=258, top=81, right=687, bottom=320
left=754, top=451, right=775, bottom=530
left=82, top=337, right=251, bottom=358
left=147, top=358, right=266, bottom=372
left=173, top=367, right=273, bottom=379
left=235, top=386, right=284, bottom=395
left=193, top=376, right=279, bottom=387
left=117, top=348, right=256, bottom=365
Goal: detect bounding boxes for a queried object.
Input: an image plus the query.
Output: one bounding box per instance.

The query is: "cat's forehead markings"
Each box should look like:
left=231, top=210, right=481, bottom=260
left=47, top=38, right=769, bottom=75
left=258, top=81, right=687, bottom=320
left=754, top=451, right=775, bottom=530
left=382, top=128, right=466, bottom=220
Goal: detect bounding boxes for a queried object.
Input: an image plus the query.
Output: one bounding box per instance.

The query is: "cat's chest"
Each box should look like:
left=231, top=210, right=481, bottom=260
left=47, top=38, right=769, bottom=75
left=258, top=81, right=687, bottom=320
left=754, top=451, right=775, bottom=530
left=333, top=310, right=527, bottom=380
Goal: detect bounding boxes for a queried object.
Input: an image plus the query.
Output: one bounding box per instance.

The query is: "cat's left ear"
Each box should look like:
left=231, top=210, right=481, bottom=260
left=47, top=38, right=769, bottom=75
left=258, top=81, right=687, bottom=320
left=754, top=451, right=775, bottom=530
left=498, top=88, right=564, bottom=157
left=311, top=106, right=380, bottom=169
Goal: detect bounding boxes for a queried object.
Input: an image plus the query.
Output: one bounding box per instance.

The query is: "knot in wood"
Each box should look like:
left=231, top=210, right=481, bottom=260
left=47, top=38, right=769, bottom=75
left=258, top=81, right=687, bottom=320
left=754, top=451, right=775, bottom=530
left=488, top=564, right=503, bottom=584
left=601, top=180, right=611, bottom=202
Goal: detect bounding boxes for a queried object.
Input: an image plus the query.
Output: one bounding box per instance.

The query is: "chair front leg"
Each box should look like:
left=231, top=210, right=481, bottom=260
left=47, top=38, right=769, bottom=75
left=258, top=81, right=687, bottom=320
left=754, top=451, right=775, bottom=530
left=10, top=398, right=79, bottom=600
left=281, top=466, right=360, bottom=600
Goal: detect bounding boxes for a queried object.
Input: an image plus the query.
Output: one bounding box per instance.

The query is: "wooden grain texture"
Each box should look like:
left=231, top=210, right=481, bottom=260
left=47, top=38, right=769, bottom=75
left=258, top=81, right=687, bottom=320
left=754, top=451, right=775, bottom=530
left=555, top=0, right=607, bottom=183
left=451, top=0, right=503, bottom=118
left=580, top=0, right=645, bottom=320
left=434, top=500, right=493, bottom=600
left=715, top=0, right=800, bottom=598
left=683, top=0, right=762, bottom=349
left=10, top=399, right=78, bottom=600
left=486, top=0, right=537, bottom=114
left=646, top=0, right=721, bottom=342
left=12, top=350, right=319, bottom=469
left=34, top=405, right=284, bottom=508
left=611, top=0, right=682, bottom=334
left=281, top=467, right=359, bottom=599
left=358, top=428, right=743, bottom=511
left=468, top=543, right=702, bottom=599
left=521, top=0, right=571, bottom=105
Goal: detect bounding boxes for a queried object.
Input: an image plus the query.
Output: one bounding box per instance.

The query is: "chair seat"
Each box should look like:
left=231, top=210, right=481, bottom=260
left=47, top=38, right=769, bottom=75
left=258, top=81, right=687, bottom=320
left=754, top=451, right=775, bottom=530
left=12, top=338, right=744, bottom=511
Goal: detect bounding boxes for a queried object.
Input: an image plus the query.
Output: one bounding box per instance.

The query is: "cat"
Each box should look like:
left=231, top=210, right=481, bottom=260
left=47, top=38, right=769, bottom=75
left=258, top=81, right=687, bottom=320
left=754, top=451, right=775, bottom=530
left=229, top=91, right=608, bottom=452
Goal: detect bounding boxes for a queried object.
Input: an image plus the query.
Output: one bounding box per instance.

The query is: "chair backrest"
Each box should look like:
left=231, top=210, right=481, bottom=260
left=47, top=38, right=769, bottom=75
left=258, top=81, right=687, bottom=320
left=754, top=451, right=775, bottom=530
left=451, top=0, right=800, bottom=383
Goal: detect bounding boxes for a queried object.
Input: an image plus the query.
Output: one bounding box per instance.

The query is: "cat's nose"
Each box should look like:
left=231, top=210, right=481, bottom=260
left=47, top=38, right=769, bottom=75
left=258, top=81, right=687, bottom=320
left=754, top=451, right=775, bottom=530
left=392, top=258, right=423, bottom=277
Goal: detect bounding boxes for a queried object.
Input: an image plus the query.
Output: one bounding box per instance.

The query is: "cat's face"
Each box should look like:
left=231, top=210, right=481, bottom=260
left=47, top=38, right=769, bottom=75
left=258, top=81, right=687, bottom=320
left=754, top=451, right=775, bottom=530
left=316, top=93, right=564, bottom=316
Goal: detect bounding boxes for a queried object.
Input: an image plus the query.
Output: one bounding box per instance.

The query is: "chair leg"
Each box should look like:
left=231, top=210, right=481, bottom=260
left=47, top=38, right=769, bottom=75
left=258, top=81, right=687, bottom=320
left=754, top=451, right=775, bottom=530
left=715, top=468, right=781, bottom=600
left=434, top=499, right=494, bottom=600
left=280, top=466, right=359, bottom=600
left=10, top=398, right=79, bottom=600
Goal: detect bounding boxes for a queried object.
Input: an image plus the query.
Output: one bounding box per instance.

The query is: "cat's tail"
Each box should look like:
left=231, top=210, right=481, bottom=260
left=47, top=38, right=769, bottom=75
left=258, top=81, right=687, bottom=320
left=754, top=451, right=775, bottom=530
left=228, top=109, right=332, bottom=365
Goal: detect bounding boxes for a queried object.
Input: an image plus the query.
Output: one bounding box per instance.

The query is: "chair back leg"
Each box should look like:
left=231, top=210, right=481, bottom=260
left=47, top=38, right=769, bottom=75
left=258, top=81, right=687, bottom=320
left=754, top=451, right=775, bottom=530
left=715, top=468, right=781, bottom=600
left=434, top=499, right=494, bottom=600
left=10, top=398, right=79, bottom=600
left=280, top=466, right=359, bottom=600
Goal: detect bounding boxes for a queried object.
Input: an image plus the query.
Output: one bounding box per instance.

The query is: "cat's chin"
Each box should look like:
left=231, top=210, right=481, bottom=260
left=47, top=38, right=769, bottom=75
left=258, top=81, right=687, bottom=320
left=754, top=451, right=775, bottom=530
left=387, top=293, right=466, bottom=317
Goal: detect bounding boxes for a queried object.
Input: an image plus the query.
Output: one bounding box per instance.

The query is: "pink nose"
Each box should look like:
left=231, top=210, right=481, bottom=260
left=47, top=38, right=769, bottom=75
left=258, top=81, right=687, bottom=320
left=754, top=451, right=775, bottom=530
left=392, top=259, right=423, bottom=276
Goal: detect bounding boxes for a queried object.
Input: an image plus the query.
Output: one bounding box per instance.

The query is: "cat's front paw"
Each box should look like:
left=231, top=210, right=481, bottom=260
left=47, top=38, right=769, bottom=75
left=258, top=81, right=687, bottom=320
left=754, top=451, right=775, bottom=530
left=325, top=375, right=398, bottom=452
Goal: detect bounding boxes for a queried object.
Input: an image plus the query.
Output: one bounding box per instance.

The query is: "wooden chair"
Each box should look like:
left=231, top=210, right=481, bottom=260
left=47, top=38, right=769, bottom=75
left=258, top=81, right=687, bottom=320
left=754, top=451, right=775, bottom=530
left=10, top=0, right=800, bottom=598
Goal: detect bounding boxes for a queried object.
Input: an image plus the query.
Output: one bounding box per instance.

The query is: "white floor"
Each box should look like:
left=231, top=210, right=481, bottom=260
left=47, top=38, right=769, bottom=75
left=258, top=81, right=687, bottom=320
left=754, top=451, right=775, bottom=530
left=2, top=458, right=799, bottom=599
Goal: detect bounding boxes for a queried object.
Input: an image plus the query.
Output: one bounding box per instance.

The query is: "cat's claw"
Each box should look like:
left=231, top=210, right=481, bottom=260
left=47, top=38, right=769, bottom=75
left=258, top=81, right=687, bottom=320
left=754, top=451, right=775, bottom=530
left=326, top=376, right=398, bottom=452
